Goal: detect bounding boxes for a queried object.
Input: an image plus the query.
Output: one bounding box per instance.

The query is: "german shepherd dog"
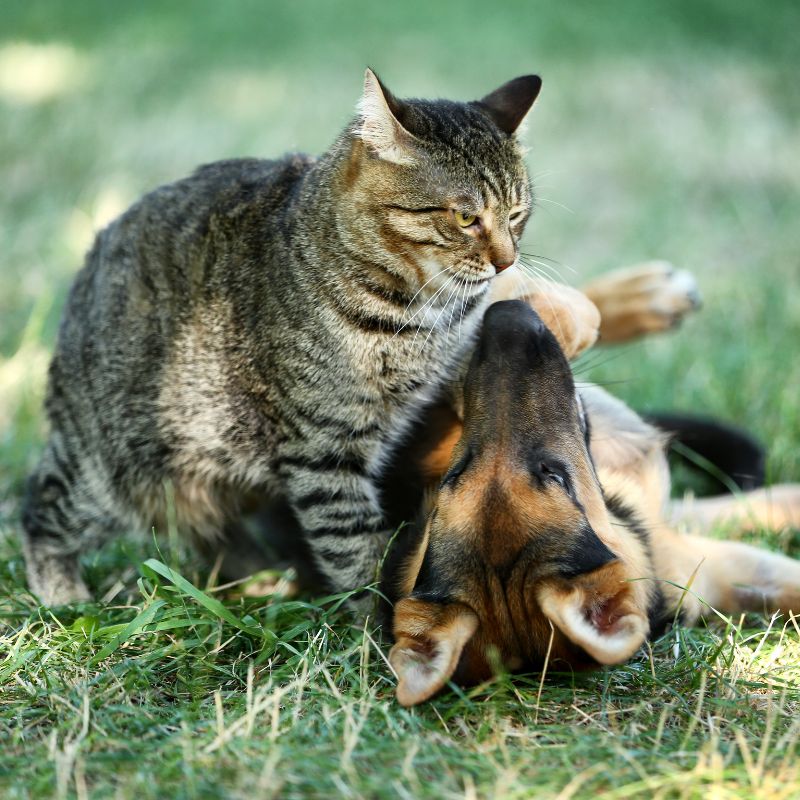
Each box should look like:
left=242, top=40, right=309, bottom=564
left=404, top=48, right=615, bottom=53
left=382, top=298, right=800, bottom=707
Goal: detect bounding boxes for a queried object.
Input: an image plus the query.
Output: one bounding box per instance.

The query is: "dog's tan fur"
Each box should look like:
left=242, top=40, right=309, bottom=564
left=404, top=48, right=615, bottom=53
left=585, top=386, right=800, bottom=623
left=388, top=270, right=800, bottom=707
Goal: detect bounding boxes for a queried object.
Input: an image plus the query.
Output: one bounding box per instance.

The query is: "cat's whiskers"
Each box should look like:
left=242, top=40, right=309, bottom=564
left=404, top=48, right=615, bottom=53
left=519, top=251, right=575, bottom=277
left=458, top=272, right=475, bottom=345
left=418, top=274, right=462, bottom=354
left=409, top=273, right=457, bottom=351
left=518, top=255, right=566, bottom=283
left=530, top=169, right=558, bottom=183
left=398, top=271, right=455, bottom=343
left=512, top=266, right=529, bottom=307
left=532, top=195, right=574, bottom=214
left=518, top=256, right=560, bottom=282
left=518, top=258, right=560, bottom=287
left=444, top=271, right=469, bottom=353
left=392, top=266, right=452, bottom=337
left=457, top=271, right=477, bottom=344
left=419, top=274, right=459, bottom=353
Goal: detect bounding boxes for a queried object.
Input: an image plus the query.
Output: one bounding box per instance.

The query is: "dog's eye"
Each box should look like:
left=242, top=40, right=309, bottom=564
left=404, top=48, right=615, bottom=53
left=539, top=462, right=570, bottom=493
left=441, top=448, right=473, bottom=488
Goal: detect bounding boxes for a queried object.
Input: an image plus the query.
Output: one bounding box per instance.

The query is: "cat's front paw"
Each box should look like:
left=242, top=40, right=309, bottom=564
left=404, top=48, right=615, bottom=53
left=583, top=261, right=702, bottom=344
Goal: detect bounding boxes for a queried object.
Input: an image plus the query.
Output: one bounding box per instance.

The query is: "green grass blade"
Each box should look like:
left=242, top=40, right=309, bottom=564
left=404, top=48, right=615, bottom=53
left=142, top=558, right=263, bottom=637
left=88, top=599, right=166, bottom=666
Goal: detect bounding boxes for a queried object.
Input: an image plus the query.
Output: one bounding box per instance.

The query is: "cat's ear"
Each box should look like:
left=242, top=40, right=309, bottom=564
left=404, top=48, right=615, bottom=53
left=536, top=560, right=649, bottom=665
left=389, top=598, right=478, bottom=707
left=478, top=75, right=542, bottom=136
left=355, top=68, right=418, bottom=165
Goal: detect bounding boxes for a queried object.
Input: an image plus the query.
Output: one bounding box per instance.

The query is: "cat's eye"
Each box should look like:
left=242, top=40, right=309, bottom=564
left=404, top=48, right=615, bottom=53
left=454, top=211, right=477, bottom=228
left=509, top=208, right=526, bottom=222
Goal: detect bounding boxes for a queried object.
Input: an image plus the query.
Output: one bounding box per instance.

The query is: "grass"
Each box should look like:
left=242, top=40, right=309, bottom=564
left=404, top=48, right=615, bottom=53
left=2, top=1, right=799, bottom=797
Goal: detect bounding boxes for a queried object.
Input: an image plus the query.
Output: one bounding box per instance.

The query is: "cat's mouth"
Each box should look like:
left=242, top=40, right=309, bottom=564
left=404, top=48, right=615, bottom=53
left=452, top=265, right=496, bottom=286
left=453, top=258, right=519, bottom=286
left=455, top=273, right=492, bottom=285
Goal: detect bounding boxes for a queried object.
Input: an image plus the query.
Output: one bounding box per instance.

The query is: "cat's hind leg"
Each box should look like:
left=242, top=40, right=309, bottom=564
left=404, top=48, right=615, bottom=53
left=489, top=267, right=601, bottom=359
left=21, top=434, right=126, bottom=606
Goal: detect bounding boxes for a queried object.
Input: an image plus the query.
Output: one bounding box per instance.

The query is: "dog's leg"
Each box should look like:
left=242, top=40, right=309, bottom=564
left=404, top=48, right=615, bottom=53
left=581, top=388, right=800, bottom=621
left=651, top=523, right=800, bottom=622
left=582, top=261, right=701, bottom=344
left=655, top=485, right=800, bottom=620
left=669, top=484, right=800, bottom=534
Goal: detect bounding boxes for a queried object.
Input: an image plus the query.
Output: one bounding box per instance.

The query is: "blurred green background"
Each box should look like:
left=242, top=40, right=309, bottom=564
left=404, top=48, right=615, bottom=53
left=2, top=0, right=799, bottom=491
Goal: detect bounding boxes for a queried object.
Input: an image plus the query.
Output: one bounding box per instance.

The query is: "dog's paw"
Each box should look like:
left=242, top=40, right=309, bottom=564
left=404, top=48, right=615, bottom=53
left=582, top=261, right=702, bottom=344
left=536, top=282, right=601, bottom=360
left=490, top=267, right=601, bottom=359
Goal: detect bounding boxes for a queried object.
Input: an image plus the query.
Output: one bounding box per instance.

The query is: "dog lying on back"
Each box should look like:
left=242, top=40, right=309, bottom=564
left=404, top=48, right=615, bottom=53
left=382, top=300, right=800, bottom=706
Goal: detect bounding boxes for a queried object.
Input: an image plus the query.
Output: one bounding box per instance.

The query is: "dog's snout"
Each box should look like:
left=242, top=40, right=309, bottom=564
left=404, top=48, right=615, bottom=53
left=526, top=313, right=548, bottom=336
left=483, top=299, right=541, bottom=333
left=480, top=300, right=554, bottom=358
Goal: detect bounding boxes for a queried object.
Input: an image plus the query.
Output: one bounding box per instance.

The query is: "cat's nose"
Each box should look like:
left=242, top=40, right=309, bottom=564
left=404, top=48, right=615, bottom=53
left=492, top=258, right=515, bottom=273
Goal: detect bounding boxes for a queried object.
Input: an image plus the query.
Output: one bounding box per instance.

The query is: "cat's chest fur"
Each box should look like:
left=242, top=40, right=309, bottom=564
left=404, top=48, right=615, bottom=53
left=308, top=283, right=488, bottom=473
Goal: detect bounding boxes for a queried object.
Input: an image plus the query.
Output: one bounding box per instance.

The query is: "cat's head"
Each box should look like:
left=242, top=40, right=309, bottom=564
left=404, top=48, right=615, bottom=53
left=342, top=70, right=541, bottom=285
left=388, top=300, right=652, bottom=706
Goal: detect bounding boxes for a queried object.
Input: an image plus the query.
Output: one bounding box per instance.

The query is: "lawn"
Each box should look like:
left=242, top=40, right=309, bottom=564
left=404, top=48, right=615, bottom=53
left=1, top=1, right=799, bottom=797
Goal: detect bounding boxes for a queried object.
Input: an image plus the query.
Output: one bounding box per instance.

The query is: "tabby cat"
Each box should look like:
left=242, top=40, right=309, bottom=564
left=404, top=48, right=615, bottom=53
left=21, top=70, right=598, bottom=606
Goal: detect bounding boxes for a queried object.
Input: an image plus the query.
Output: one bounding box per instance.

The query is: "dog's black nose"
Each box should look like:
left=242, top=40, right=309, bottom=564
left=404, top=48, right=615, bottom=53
left=484, top=300, right=547, bottom=338
left=479, top=300, right=564, bottom=372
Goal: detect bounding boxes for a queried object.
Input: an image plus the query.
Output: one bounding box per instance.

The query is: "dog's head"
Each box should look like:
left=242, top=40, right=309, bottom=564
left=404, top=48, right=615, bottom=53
left=389, top=300, right=651, bottom=706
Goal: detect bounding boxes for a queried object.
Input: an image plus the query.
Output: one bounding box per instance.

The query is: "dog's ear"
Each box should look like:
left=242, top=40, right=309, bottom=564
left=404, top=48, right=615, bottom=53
left=389, top=598, right=478, bottom=707
left=536, top=561, right=649, bottom=664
